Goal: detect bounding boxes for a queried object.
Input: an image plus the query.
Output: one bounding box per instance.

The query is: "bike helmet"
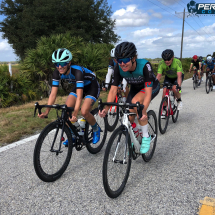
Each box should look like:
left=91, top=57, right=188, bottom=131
left=199, top=56, right=203, bottom=60
left=207, top=56, right=212, bottom=63
left=110, top=48, right=115, bottom=58
left=52, top=48, right=73, bottom=63
left=115, top=42, right=137, bottom=59
left=161, top=49, right=174, bottom=61
left=193, top=55, right=198, bottom=59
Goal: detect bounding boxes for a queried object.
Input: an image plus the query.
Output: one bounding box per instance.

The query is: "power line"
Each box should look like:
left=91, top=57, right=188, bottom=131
left=147, top=0, right=205, bottom=39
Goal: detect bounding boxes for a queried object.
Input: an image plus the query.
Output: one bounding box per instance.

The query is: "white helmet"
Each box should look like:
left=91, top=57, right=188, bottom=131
left=110, top=48, right=115, bottom=58
left=207, top=56, right=212, bottom=63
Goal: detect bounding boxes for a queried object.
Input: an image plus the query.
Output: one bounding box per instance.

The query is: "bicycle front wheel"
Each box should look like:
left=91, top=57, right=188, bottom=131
left=106, top=106, right=119, bottom=131
left=206, top=76, right=211, bottom=94
left=33, top=121, right=73, bottom=182
left=103, top=126, right=132, bottom=198
left=193, top=76, right=196, bottom=90
left=85, top=108, right=107, bottom=154
left=158, top=97, right=170, bottom=134
left=142, top=110, right=157, bottom=162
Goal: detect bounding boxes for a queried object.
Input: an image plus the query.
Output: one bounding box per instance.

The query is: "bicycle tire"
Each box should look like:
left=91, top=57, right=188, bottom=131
left=158, top=97, right=170, bottom=134
left=106, top=106, right=119, bottom=132
left=172, top=98, right=179, bottom=123
left=211, top=77, right=213, bottom=91
left=193, top=76, right=196, bottom=90
left=85, top=108, right=107, bottom=154
left=103, top=126, right=132, bottom=198
left=33, top=121, right=73, bottom=182
left=142, top=110, right=157, bottom=162
left=206, top=76, right=211, bottom=94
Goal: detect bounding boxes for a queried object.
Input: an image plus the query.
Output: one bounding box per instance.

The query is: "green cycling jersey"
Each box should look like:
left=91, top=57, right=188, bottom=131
left=157, top=58, right=184, bottom=79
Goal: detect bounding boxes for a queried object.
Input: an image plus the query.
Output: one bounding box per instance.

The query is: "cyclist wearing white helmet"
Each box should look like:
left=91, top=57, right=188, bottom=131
left=38, top=48, right=101, bottom=145
left=102, top=48, right=129, bottom=101
left=203, top=56, right=215, bottom=84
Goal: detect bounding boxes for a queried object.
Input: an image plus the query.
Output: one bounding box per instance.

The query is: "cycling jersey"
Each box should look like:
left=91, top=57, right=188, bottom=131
left=52, top=65, right=96, bottom=89
left=157, top=58, right=184, bottom=79
left=113, top=59, right=157, bottom=89
left=204, top=60, right=215, bottom=70
left=190, top=59, right=201, bottom=70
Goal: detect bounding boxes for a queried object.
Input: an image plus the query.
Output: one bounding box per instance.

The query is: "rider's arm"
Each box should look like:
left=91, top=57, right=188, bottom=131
left=156, top=73, right=162, bottom=82
left=105, top=59, right=114, bottom=88
left=156, top=60, right=164, bottom=81
left=177, top=72, right=182, bottom=87
left=189, top=63, right=193, bottom=71
left=73, top=89, right=83, bottom=117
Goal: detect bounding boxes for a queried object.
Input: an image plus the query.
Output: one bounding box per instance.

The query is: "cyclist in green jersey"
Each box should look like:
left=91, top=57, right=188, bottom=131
left=156, top=49, right=184, bottom=117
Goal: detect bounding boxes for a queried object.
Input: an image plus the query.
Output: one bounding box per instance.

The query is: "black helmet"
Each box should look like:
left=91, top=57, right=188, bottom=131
left=199, top=56, right=203, bottom=60
left=115, top=42, right=137, bottom=59
left=161, top=49, right=174, bottom=61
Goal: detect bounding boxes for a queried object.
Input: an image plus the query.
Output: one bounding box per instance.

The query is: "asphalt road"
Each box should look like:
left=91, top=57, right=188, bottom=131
left=1, top=78, right=215, bottom=215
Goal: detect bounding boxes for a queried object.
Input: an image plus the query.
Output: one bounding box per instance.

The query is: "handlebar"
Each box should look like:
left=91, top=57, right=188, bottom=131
left=34, top=102, right=74, bottom=118
left=162, top=82, right=181, bottom=90
left=98, top=99, right=144, bottom=119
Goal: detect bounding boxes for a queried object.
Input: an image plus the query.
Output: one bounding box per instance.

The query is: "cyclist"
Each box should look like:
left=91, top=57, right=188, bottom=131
left=189, top=55, right=202, bottom=85
left=38, top=48, right=101, bottom=145
left=99, top=42, right=160, bottom=154
left=156, top=49, right=184, bottom=117
left=102, top=48, right=129, bottom=102
left=203, top=56, right=215, bottom=86
left=199, top=56, right=204, bottom=82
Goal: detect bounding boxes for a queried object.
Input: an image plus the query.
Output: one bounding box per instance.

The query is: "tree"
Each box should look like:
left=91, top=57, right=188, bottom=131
left=0, top=0, right=119, bottom=60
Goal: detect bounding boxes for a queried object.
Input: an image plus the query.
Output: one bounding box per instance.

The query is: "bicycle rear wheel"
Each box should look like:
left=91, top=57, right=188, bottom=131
left=33, top=121, right=73, bottom=182
left=172, top=98, right=179, bottom=123
left=106, top=105, right=119, bottom=131
left=142, top=110, right=157, bottom=162
left=206, top=76, right=211, bottom=94
left=158, top=97, right=170, bottom=134
left=85, top=108, right=107, bottom=154
left=103, top=126, right=132, bottom=198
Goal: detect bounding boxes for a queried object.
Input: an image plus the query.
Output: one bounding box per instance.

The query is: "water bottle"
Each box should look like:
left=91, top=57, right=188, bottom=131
left=170, top=91, right=175, bottom=108
left=131, top=122, right=139, bottom=138
left=122, top=96, right=126, bottom=104
left=78, top=118, right=86, bottom=136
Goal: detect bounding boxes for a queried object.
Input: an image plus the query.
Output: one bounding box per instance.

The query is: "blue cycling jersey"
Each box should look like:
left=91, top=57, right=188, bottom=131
left=52, top=65, right=96, bottom=89
left=204, top=60, right=215, bottom=70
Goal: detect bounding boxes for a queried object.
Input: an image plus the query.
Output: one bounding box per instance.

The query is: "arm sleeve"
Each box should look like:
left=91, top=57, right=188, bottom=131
left=71, top=68, right=84, bottom=89
left=112, top=65, right=123, bottom=87
left=52, top=69, right=60, bottom=87
left=105, top=68, right=113, bottom=88
left=122, top=78, right=127, bottom=92
left=143, top=62, right=155, bottom=87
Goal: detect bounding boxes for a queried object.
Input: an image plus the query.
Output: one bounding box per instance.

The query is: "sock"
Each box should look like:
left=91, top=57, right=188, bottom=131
left=92, top=122, right=98, bottom=132
left=141, top=124, right=149, bottom=138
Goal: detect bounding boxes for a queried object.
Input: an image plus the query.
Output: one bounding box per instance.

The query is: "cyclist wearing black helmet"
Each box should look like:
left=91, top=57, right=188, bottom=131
left=38, top=48, right=101, bottom=145
left=156, top=49, right=184, bottom=115
left=99, top=42, right=160, bottom=154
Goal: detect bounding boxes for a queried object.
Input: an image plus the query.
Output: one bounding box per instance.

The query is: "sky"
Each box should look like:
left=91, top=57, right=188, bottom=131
left=0, top=0, right=215, bottom=61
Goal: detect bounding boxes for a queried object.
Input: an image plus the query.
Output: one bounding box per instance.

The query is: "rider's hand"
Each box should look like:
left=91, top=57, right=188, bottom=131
left=102, top=87, right=107, bottom=92
left=70, top=115, right=77, bottom=122
left=99, top=109, right=108, bottom=118
left=38, top=112, right=48, bottom=118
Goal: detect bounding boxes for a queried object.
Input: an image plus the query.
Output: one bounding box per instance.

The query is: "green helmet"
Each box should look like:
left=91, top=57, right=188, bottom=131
left=52, top=48, right=72, bottom=63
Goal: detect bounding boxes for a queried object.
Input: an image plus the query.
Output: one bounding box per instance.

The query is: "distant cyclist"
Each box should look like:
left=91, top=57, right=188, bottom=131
left=99, top=42, right=160, bottom=154
left=38, top=48, right=101, bottom=145
left=102, top=48, right=129, bottom=101
left=199, top=56, right=204, bottom=82
left=156, top=49, right=184, bottom=117
left=189, top=55, right=202, bottom=86
left=203, top=56, right=215, bottom=85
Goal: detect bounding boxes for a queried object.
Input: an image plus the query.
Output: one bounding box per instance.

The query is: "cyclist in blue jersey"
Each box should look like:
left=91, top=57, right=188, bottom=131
left=38, top=48, right=101, bottom=145
left=203, top=56, right=215, bottom=85
left=102, top=48, right=129, bottom=101
left=99, top=42, right=160, bottom=154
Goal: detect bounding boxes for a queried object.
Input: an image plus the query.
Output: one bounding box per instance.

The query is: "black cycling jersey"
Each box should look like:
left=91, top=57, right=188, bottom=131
left=191, top=59, right=201, bottom=69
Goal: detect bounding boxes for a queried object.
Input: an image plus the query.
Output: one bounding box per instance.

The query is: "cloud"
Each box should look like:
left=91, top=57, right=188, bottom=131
left=0, top=40, right=13, bottom=51
left=112, top=5, right=150, bottom=27
left=158, top=0, right=180, bottom=6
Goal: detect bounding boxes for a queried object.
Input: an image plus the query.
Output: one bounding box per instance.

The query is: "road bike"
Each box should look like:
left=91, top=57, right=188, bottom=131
left=205, top=70, right=215, bottom=94
left=99, top=99, right=157, bottom=198
left=102, top=82, right=127, bottom=131
left=193, top=69, right=200, bottom=90
left=158, top=82, right=179, bottom=134
left=33, top=102, right=107, bottom=182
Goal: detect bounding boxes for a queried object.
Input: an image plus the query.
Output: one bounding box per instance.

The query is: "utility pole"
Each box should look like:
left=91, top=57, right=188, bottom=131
left=175, top=9, right=185, bottom=61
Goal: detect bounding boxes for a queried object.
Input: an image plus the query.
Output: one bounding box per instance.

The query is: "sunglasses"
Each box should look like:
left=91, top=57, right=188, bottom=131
left=54, top=62, right=70, bottom=67
left=117, top=58, right=131, bottom=64
left=164, top=58, right=172, bottom=62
